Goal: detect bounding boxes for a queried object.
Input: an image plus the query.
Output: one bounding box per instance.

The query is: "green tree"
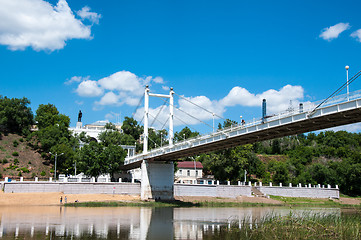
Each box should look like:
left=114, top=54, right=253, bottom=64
left=174, top=127, right=199, bottom=142
left=35, top=104, right=60, bottom=129
left=0, top=96, right=34, bottom=134
left=121, top=117, right=143, bottom=141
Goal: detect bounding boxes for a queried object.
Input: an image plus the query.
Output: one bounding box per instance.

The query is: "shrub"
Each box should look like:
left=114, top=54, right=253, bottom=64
left=18, top=172, right=22, bottom=176
left=13, top=159, right=19, bottom=164
left=0, top=173, right=2, bottom=178
left=19, top=138, right=24, bottom=142
left=41, top=152, right=47, bottom=158
left=2, top=159, right=8, bottom=164
left=40, top=171, right=46, bottom=176
left=12, top=152, right=19, bottom=157
left=13, top=140, right=19, bottom=147
left=20, top=167, right=29, bottom=173
left=31, top=173, right=36, bottom=178
left=28, top=161, right=31, bottom=164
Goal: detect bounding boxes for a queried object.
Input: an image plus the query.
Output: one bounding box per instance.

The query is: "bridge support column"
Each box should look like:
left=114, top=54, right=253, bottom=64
left=141, top=160, right=174, bottom=200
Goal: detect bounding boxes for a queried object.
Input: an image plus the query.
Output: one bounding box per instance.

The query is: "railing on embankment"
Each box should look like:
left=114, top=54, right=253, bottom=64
left=1, top=181, right=339, bottom=199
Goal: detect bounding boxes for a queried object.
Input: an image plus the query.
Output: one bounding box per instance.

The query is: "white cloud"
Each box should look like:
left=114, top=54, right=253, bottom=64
left=319, top=22, right=350, bottom=41
left=220, top=85, right=304, bottom=113
left=96, top=92, right=120, bottom=106
left=98, top=71, right=144, bottom=96
left=73, top=70, right=168, bottom=109
left=75, top=100, right=84, bottom=105
left=65, top=76, right=89, bottom=85
left=351, top=29, right=361, bottom=42
left=75, top=80, right=103, bottom=97
left=77, top=6, right=101, bottom=24
left=162, top=86, right=170, bottom=91
left=0, top=0, right=99, bottom=51
left=153, top=76, right=164, bottom=84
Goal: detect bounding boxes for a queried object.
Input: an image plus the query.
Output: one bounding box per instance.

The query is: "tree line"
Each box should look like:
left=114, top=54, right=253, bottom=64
left=1, top=96, right=360, bottom=196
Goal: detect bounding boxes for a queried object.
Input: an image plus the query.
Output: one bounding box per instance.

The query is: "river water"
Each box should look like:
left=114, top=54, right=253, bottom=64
left=0, top=206, right=343, bottom=239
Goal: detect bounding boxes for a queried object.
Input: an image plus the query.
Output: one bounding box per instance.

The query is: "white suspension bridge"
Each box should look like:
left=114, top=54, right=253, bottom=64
left=123, top=70, right=361, bottom=200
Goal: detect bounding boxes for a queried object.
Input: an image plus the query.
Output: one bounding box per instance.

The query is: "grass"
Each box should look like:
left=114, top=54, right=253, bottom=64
left=203, top=212, right=361, bottom=240
left=269, top=195, right=361, bottom=208
left=64, top=196, right=361, bottom=208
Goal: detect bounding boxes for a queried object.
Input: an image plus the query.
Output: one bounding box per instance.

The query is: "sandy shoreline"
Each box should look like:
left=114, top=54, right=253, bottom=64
left=0, top=192, right=359, bottom=206
left=0, top=191, right=140, bottom=206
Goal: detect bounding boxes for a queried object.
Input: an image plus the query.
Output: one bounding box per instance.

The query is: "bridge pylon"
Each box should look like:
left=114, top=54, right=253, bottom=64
left=141, top=160, right=174, bottom=200
left=141, top=86, right=175, bottom=200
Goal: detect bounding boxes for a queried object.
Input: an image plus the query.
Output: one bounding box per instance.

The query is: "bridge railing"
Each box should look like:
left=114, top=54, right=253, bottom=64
left=125, top=90, right=361, bottom=165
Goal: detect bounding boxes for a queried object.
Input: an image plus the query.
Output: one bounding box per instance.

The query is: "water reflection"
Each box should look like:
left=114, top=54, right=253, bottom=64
left=0, top=206, right=341, bottom=239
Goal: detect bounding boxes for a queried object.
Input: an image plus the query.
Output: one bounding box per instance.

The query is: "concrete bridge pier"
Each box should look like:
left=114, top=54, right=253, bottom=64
left=140, top=160, right=174, bottom=200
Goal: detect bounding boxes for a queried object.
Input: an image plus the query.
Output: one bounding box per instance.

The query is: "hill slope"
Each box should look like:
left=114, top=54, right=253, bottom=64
left=0, top=133, right=52, bottom=180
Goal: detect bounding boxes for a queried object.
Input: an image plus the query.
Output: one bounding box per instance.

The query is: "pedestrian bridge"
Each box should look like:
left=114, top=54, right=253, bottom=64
left=123, top=78, right=361, bottom=200
left=124, top=90, right=361, bottom=170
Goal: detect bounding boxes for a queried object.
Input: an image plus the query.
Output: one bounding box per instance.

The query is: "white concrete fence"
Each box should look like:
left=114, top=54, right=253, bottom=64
left=1, top=177, right=340, bottom=199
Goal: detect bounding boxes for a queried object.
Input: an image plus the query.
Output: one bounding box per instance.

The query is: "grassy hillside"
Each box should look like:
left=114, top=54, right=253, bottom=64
left=0, top=133, right=52, bottom=180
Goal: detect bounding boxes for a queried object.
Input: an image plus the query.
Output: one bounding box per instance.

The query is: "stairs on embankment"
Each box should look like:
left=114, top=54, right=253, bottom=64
left=251, top=186, right=267, bottom=198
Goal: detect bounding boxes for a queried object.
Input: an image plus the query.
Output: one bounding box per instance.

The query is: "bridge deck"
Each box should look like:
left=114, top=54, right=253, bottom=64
left=123, top=96, right=361, bottom=170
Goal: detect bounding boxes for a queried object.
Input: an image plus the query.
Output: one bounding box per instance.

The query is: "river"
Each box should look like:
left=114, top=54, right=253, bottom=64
left=0, top=206, right=344, bottom=239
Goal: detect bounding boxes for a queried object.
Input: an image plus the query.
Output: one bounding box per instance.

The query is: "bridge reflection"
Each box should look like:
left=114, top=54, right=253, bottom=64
left=0, top=206, right=340, bottom=239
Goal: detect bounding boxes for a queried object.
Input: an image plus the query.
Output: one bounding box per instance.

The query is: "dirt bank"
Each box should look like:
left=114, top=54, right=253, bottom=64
left=0, top=191, right=140, bottom=206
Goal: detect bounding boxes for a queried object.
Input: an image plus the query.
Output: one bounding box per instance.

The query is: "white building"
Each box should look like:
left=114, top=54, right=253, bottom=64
left=69, top=120, right=136, bottom=158
left=175, top=161, right=203, bottom=184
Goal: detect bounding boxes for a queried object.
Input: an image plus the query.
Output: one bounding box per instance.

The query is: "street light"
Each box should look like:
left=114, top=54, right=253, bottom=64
left=49, top=152, right=64, bottom=180
left=244, top=170, right=247, bottom=183
left=346, top=65, right=350, bottom=101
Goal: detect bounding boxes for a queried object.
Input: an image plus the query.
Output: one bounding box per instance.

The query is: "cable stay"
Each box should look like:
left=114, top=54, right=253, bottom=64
left=150, top=100, right=167, bottom=128
left=131, top=93, right=145, bottom=118
left=174, top=92, right=232, bottom=124
left=311, top=70, right=361, bottom=114
left=157, top=96, right=214, bottom=131
left=174, top=115, right=201, bottom=134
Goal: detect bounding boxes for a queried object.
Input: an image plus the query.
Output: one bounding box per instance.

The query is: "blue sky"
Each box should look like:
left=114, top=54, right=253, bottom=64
left=1, top=0, right=361, bottom=134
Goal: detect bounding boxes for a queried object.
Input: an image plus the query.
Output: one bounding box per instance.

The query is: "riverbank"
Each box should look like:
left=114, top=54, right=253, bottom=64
left=0, top=191, right=360, bottom=207
left=0, top=191, right=140, bottom=206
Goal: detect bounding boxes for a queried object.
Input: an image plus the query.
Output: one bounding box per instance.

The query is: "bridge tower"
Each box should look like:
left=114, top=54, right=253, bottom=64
left=141, top=86, right=175, bottom=200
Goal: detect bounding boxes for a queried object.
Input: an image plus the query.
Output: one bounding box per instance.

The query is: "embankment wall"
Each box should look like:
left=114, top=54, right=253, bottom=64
left=256, top=186, right=339, bottom=198
left=2, top=182, right=140, bottom=195
left=1, top=182, right=340, bottom=199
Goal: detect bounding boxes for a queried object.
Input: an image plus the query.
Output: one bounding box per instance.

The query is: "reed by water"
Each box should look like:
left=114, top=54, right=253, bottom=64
left=203, top=212, right=361, bottom=240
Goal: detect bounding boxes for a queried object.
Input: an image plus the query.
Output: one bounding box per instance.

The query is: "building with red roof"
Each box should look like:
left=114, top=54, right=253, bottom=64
left=175, top=161, right=203, bottom=184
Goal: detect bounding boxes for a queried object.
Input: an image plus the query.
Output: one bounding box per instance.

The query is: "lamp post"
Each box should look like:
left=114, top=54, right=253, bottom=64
left=49, top=152, right=64, bottom=180
left=346, top=65, right=350, bottom=101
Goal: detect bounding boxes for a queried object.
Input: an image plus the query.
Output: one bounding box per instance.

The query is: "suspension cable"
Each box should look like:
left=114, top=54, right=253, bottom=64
left=158, top=96, right=214, bottom=130
left=174, top=92, right=231, bottom=124
left=148, top=112, right=172, bottom=134
left=311, top=70, right=361, bottom=112
left=150, top=100, right=167, bottom=128
left=132, top=94, right=145, bottom=118
left=174, top=115, right=200, bottom=133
